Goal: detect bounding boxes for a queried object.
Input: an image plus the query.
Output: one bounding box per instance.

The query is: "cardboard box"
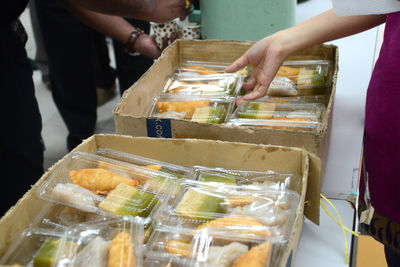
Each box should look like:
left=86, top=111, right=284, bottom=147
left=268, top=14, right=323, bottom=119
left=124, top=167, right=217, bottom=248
left=114, top=40, right=338, bottom=176
left=0, top=134, right=321, bottom=267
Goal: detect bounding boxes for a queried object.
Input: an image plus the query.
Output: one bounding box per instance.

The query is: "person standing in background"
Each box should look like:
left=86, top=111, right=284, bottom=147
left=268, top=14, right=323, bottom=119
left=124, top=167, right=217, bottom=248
left=0, top=0, right=187, bottom=216
left=226, top=6, right=400, bottom=267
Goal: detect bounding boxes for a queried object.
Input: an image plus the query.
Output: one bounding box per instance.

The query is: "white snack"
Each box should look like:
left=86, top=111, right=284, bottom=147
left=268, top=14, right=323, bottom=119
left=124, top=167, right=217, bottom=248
left=205, top=242, right=248, bottom=267
left=157, top=111, right=186, bottom=120
left=73, top=236, right=109, bottom=267
left=229, top=200, right=288, bottom=226
left=267, top=77, right=297, bottom=96
left=51, top=183, right=99, bottom=213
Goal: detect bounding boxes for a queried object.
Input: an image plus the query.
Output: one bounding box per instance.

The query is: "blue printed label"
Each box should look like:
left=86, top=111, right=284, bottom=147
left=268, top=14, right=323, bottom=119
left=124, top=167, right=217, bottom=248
left=146, top=118, right=172, bottom=138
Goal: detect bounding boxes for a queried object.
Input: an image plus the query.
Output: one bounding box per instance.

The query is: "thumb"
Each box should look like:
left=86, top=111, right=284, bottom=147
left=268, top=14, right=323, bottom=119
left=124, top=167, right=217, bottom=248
left=225, top=54, right=249, bottom=73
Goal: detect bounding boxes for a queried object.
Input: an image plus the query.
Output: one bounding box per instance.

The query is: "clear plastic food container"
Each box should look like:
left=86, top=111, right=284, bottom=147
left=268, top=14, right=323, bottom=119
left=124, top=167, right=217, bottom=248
left=265, top=60, right=332, bottom=97
left=64, top=217, right=144, bottom=267
left=0, top=228, right=75, bottom=267
left=176, top=60, right=251, bottom=79
left=192, top=166, right=301, bottom=193
left=37, top=152, right=175, bottom=224
left=162, top=74, right=241, bottom=97
left=30, top=203, right=108, bottom=231
left=228, top=101, right=326, bottom=131
left=149, top=96, right=234, bottom=124
left=96, top=148, right=192, bottom=180
left=146, top=225, right=282, bottom=267
left=157, top=180, right=300, bottom=240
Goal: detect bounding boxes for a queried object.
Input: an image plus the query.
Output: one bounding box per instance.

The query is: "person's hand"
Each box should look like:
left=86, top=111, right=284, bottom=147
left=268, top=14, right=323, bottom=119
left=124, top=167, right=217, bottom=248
left=225, top=33, right=292, bottom=105
left=134, top=34, right=161, bottom=58
left=148, top=0, right=188, bottom=23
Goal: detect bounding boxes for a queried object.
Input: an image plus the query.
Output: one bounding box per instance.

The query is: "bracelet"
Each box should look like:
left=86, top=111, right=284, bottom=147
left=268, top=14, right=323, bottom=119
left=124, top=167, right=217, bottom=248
left=125, top=27, right=144, bottom=54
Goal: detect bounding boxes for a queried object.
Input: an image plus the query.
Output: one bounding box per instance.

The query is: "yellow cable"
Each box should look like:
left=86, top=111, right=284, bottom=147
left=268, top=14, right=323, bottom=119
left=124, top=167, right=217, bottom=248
left=320, top=194, right=360, bottom=265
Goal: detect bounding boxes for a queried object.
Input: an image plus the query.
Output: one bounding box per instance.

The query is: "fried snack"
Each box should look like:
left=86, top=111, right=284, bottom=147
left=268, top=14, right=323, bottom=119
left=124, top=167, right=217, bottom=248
left=233, top=241, right=271, bottom=267
left=99, top=183, right=157, bottom=217
left=276, top=66, right=301, bottom=82
left=194, top=216, right=271, bottom=237
left=108, top=232, right=135, bottom=267
left=225, top=196, right=267, bottom=208
left=164, top=239, right=191, bottom=258
left=175, top=189, right=227, bottom=221
left=70, top=168, right=138, bottom=195
left=144, top=165, right=162, bottom=171
left=156, top=100, right=211, bottom=119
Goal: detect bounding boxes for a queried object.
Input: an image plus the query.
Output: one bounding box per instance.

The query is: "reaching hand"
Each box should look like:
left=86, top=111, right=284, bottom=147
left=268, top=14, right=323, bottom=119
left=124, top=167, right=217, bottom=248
left=149, top=0, right=188, bottom=23
left=225, top=34, right=291, bottom=105
left=134, top=34, right=161, bottom=59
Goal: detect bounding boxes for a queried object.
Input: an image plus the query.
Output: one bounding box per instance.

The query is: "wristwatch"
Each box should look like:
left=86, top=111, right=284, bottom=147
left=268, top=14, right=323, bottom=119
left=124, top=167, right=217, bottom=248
left=125, top=27, right=144, bottom=55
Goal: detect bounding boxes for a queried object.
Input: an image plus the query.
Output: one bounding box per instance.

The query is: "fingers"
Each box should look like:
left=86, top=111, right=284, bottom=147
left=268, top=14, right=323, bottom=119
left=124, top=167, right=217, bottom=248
left=242, top=77, right=257, bottom=91
left=225, top=54, right=249, bottom=73
left=236, top=83, right=269, bottom=106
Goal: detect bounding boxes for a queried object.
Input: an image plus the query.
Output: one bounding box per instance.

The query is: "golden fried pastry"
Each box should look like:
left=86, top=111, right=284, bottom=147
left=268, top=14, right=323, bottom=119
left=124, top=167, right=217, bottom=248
left=70, top=168, right=138, bottom=195
left=225, top=196, right=266, bottom=208
left=144, top=165, right=162, bottom=171
left=233, top=241, right=271, bottom=267
left=108, top=232, right=135, bottom=267
left=195, top=216, right=271, bottom=237
left=184, top=65, right=219, bottom=75
left=276, top=66, right=301, bottom=82
left=165, top=239, right=191, bottom=258
left=156, top=100, right=211, bottom=119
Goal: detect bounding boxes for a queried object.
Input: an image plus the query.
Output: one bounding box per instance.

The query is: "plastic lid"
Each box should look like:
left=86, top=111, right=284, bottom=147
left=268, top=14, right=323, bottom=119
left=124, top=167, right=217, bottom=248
left=37, top=152, right=175, bottom=223
left=162, top=75, right=241, bottom=97
left=149, top=96, right=234, bottom=123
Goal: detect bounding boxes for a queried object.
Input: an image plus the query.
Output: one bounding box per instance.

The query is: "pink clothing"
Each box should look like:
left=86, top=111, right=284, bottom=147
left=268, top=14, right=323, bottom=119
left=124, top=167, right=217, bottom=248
left=361, top=11, right=400, bottom=223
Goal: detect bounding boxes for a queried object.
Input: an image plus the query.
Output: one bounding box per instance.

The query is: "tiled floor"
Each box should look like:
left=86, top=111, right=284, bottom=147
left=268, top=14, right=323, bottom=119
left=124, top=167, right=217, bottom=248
left=20, top=8, right=121, bottom=171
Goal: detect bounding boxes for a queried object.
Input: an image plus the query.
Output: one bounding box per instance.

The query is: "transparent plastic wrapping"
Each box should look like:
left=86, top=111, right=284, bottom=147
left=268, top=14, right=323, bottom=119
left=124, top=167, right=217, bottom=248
left=0, top=228, right=75, bottom=267
left=157, top=180, right=300, bottom=240
left=236, top=95, right=328, bottom=106
left=146, top=225, right=283, bottom=267
left=64, top=217, right=144, bottom=267
left=265, top=60, right=332, bottom=97
left=37, top=152, right=175, bottom=223
left=192, top=166, right=301, bottom=193
left=96, top=148, right=192, bottom=180
left=176, top=60, right=251, bottom=79
left=30, top=203, right=108, bottom=231
left=162, top=74, right=242, bottom=97
left=228, top=101, right=326, bottom=131
left=149, top=96, right=234, bottom=124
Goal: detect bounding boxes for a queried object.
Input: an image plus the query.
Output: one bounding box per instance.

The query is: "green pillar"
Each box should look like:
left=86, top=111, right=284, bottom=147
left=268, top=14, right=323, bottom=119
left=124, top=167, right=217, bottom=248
left=200, top=0, right=296, bottom=41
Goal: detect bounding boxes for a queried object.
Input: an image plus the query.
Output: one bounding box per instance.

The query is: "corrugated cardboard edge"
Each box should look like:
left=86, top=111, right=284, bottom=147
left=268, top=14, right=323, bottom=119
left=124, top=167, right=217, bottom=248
left=0, top=135, right=96, bottom=257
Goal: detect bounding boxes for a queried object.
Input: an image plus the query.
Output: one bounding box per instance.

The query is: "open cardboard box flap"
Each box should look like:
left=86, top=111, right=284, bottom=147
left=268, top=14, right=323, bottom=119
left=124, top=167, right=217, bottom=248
left=0, top=134, right=321, bottom=259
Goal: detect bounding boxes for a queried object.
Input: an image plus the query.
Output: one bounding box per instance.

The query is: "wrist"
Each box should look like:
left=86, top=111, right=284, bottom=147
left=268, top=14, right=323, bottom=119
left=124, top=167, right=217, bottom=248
left=125, top=28, right=144, bottom=54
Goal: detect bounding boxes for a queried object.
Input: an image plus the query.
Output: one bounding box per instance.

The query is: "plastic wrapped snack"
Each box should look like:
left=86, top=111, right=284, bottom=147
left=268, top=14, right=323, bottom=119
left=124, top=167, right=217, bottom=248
left=266, top=60, right=332, bottom=96
left=37, top=152, right=175, bottom=223
left=176, top=60, right=251, bottom=79
left=0, top=228, right=78, bottom=267
left=149, top=96, right=234, bottom=123
left=162, top=74, right=241, bottom=96
left=96, top=148, right=192, bottom=180
left=192, top=166, right=301, bottom=193
left=30, top=203, right=108, bottom=231
left=227, top=101, right=326, bottom=131
left=66, top=218, right=143, bottom=267
left=146, top=226, right=278, bottom=267
left=158, top=180, right=300, bottom=240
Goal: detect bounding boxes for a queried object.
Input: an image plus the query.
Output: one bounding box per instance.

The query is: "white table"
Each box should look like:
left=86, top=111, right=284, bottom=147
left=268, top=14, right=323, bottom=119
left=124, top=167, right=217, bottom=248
left=293, top=1, right=381, bottom=266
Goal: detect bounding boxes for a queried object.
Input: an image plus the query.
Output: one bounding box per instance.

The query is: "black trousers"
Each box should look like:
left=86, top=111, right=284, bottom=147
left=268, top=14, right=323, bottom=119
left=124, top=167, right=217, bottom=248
left=35, top=0, right=152, bottom=149
left=385, top=245, right=400, bottom=267
left=0, top=26, right=44, bottom=216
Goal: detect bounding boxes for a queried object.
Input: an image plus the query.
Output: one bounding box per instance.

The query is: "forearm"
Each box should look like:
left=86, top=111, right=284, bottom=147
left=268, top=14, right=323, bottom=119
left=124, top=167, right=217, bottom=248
left=66, top=0, right=151, bottom=20
left=62, top=1, right=134, bottom=44
left=279, top=9, right=386, bottom=55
